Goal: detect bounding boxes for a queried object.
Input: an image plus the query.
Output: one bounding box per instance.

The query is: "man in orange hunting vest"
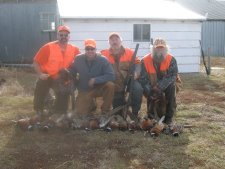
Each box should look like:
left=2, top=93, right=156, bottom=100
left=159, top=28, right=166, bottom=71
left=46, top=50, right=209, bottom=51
left=139, top=38, right=179, bottom=125
left=101, top=32, right=143, bottom=121
left=33, top=25, right=80, bottom=116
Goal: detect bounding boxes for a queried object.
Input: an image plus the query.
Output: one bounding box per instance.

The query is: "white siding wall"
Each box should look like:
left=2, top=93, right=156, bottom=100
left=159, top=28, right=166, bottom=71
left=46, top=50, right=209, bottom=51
left=63, top=19, right=201, bottom=73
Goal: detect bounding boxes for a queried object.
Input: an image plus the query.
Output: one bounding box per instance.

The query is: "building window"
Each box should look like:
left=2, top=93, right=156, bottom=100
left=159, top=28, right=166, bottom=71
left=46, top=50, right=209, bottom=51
left=40, top=13, right=56, bottom=32
left=133, top=24, right=151, bottom=42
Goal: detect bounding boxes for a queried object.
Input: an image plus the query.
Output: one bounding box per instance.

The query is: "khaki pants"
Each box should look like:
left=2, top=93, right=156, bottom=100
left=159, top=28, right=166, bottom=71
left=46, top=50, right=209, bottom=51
left=75, top=82, right=115, bottom=115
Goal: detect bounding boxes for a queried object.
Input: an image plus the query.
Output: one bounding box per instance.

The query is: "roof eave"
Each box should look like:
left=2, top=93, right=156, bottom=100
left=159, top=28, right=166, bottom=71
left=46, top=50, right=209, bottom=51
left=60, top=16, right=206, bottom=21
left=206, top=18, right=225, bottom=21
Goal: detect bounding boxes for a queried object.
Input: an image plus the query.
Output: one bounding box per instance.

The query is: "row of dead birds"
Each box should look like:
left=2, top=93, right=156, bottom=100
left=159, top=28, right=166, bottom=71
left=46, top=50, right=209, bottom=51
left=12, top=113, right=189, bottom=137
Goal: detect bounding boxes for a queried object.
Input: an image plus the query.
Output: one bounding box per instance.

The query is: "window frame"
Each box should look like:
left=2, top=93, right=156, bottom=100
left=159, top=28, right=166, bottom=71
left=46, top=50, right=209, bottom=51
left=133, top=24, right=151, bottom=42
left=39, top=12, right=56, bottom=32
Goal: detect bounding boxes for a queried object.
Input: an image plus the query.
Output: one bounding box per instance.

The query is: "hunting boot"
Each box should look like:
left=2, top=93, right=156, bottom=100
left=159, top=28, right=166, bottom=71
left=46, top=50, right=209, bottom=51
left=130, top=111, right=139, bottom=123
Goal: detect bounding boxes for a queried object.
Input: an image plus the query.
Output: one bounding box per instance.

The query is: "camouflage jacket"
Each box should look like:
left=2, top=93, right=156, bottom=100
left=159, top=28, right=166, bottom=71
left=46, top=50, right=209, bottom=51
left=139, top=56, right=178, bottom=92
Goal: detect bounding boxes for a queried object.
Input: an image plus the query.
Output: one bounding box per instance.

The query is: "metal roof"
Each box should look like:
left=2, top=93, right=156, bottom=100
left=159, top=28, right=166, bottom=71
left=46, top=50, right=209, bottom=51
left=175, top=0, right=225, bottom=20
left=57, top=0, right=205, bottom=20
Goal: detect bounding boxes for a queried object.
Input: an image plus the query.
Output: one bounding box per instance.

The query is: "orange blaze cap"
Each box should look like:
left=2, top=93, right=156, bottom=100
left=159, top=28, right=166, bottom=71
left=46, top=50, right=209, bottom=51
left=153, top=38, right=167, bottom=48
left=109, top=32, right=121, bottom=40
left=58, top=25, right=70, bottom=33
left=84, top=39, right=96, bottom=48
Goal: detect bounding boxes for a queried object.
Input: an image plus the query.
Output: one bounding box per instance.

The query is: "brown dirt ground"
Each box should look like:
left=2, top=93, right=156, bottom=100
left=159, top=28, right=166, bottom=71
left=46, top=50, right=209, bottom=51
left=0, top=57, right=225, bottom=169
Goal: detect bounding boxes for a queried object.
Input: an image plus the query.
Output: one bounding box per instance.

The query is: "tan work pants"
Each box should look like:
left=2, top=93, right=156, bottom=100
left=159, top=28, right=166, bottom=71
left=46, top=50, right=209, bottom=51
left=75, top=82, right=115, bottom=115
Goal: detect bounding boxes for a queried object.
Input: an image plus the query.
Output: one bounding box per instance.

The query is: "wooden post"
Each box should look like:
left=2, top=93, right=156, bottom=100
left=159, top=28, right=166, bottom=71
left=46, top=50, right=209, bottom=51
left=208, top=47, right=211, bottom=75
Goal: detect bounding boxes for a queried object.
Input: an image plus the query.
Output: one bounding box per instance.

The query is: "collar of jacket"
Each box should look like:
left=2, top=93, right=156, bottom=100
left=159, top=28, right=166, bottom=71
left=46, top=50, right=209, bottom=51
left=109, top=46, right=125, bottom=57
left=84, top=53, right=98, bottom=62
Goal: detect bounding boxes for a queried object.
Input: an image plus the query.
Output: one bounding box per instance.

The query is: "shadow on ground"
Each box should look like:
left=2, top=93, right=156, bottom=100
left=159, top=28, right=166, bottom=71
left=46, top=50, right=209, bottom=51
left=0, top=124, right=191, bottom=169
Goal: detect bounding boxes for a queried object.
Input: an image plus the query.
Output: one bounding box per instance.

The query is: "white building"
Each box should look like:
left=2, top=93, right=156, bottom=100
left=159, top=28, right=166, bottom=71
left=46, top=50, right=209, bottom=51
left=57, top=0, right=205, bottom=73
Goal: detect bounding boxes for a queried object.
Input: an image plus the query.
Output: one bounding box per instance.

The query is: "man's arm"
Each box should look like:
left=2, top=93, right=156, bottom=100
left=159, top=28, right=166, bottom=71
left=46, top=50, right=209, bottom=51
left=33, top=61, right=49, bottom=80
left=157, top=57, right=178, bottom=91
left=33, top=61, right=42, bottom=75
left=93, top=59, right=115, bottom=85
left=66, top=57, right=78, bottom=80
left=33, top=45, right=50, bottom=80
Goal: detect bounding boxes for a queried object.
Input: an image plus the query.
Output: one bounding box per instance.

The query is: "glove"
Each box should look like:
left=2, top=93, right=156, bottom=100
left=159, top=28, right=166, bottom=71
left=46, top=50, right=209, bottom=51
left=152, top=85, right=161, bottom=94
left=151, top=85, right=162, bottom=100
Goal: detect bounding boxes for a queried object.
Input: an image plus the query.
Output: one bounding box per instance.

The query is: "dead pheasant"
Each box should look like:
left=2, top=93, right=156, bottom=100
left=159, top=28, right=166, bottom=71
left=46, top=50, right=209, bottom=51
left=150, top=116, right=165, bottom=137
left=140, top=117, right=157, bottom=131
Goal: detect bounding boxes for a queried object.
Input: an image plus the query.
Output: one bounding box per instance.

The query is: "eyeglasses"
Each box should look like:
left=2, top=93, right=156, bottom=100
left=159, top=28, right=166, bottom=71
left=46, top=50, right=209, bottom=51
left=59, top=34, right=69, bottom=37
left=85, top=48, right=96, bottom=51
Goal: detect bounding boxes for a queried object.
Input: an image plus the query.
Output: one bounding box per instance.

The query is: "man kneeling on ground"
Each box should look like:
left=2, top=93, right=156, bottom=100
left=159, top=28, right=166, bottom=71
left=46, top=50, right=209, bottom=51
left=139, top=38, right=179, bottom=125
left=101, top=32, right=143, bottom=121
left=33, top=25, right=80, bottom=116
left=67, top=39, right=115, bottom=126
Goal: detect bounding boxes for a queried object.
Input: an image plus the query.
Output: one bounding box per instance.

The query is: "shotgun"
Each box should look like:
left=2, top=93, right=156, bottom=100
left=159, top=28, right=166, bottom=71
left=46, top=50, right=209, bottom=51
left=123, top=43, right=140, bottom=120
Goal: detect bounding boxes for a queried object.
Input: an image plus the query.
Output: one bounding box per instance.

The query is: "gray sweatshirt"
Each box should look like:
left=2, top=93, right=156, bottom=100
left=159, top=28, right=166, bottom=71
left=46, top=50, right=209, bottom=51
left=68, top=53, right=115, bottom=91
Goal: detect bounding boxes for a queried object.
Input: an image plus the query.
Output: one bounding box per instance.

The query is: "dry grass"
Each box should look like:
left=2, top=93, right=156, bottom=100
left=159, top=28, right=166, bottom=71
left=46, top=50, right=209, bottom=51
left=0, top=57, right=225, bottom=169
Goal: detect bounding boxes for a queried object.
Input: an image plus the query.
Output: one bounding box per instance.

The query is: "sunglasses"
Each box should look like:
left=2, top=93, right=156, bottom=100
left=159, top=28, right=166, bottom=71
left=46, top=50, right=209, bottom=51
left=59, top=34, right=69, bottom=37
left=85, top=48, right=96, bottom=51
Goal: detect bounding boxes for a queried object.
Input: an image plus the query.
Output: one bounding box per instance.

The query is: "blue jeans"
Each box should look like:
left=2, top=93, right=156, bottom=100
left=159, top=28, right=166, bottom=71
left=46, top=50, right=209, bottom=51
left=113, top=80, right=143, bottom=116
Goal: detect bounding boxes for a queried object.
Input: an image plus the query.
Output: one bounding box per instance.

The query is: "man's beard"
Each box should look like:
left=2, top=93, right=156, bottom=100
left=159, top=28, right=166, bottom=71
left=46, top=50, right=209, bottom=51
left=110, top=45, right=123, bottom=55
left=111, top=45, right=121, bottom=51
left=153, top=52, right=166, bottom=63
left=59, top=38, right=68, bottom=44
